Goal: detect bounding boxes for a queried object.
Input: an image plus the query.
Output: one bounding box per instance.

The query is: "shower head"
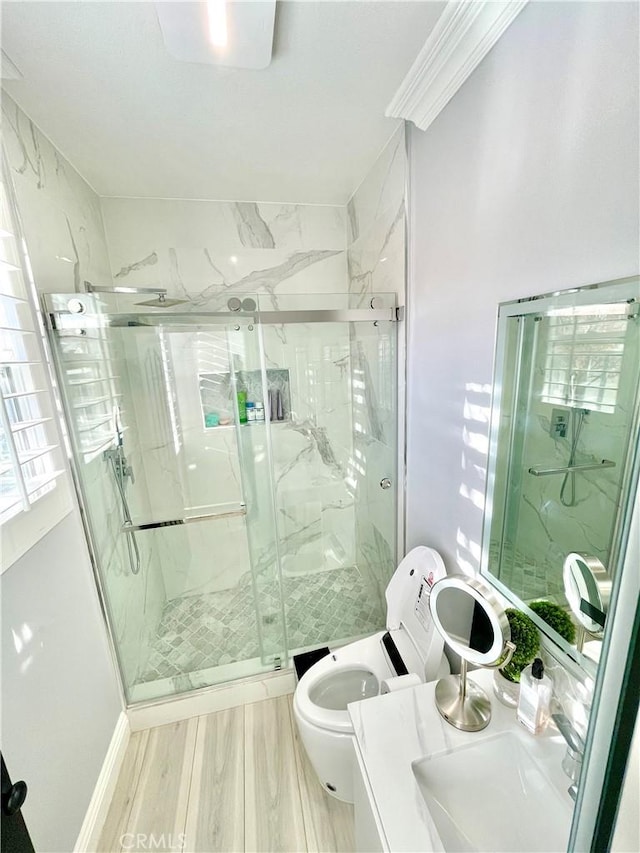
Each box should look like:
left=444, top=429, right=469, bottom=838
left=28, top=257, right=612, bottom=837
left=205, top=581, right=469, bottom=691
left=83, top=282, right=188, bottom=308
left=135, top=294, right=189, bottom=308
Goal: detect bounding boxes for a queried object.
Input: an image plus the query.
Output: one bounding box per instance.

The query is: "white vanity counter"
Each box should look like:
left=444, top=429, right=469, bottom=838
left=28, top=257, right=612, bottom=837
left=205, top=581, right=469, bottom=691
left=348, top=669, right=575, bottom=852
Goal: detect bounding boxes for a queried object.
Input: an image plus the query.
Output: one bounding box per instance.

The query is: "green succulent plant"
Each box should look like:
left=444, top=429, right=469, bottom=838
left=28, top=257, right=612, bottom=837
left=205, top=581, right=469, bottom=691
left=500, top=608, right=540, bottom=683
left=530, top=600, right=576, bottom=645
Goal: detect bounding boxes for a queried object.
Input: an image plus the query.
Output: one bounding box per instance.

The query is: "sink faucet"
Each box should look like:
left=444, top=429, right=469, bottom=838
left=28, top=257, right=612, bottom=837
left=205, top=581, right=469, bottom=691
left=552, top=713, right=585, bottom=787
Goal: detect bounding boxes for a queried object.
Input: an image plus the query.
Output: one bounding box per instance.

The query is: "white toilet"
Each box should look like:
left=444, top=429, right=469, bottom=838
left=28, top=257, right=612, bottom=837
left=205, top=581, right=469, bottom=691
left=293, top=546, right=450, bottom=803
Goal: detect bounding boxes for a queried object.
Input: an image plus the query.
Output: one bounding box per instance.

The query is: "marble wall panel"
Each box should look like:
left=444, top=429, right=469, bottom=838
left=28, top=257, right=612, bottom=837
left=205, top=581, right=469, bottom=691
left=102, top=198, right=345, bottom=255
left=263, top=323, right=357, bottom=576
left=101, top=197, right=348, bottom=310
left=2, top=95, right=112, bottom=292
left=346, top=126, right=405, bottom=601
left=347, top=126, right=406, bottom=248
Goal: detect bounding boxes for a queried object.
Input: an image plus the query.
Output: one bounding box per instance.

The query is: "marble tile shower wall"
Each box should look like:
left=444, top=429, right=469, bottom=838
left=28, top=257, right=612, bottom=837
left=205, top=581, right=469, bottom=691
left=2, top=96, right=167, bottom=690
left=262, top=323, right=356, bottom=580
left=100, top=197, right=358, bottom=606
left=347, top=126, right=406, bottom=612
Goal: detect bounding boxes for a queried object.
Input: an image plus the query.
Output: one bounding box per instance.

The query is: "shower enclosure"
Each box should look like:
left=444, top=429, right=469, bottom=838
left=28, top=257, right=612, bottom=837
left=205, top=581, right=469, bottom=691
left=45, top=290, right=399, bottom=704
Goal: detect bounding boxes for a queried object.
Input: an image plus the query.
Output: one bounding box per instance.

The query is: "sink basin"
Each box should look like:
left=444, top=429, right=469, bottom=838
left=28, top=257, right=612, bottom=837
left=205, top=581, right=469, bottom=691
left=411, top=732, right=572, bottom=852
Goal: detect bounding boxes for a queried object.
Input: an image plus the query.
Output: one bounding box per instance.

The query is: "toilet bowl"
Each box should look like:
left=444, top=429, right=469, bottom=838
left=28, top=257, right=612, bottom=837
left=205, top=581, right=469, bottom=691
left=293, top=546, right=450, bottom=803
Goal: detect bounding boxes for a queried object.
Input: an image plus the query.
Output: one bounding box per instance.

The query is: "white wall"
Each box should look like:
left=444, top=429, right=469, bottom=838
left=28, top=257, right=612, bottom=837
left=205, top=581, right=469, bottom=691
left=406, top=1, right=639, bottom=570
left=1, top=513, right=122, bottom=852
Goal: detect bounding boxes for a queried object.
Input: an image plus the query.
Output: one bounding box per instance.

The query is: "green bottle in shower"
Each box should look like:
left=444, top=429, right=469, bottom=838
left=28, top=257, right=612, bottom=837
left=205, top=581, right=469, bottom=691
left=237, top=389, right=248, bottom=424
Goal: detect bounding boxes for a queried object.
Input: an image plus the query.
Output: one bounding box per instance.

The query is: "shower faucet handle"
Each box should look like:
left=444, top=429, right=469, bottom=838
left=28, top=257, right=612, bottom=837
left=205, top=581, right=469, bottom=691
left=104, top=446, right=135, bottom=485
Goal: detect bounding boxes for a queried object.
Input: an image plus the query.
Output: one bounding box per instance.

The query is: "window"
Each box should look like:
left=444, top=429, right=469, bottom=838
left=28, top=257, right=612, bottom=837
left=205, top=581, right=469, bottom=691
left=0, top=163, right=72, bottom=571
left=540, top=305, right=632, bottom=415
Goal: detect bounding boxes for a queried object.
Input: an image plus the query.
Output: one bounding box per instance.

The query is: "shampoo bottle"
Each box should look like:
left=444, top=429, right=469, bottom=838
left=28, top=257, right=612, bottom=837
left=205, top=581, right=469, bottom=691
left=237, top=390, right=247, bottom=424
left=517, top=658, right=553, bottom=735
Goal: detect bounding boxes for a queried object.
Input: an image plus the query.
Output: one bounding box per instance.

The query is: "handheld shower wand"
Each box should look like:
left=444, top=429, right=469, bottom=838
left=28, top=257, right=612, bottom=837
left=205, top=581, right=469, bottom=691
left=105, top=406, right=140, bottom=574
left=560, top=407, right=589, bottom=507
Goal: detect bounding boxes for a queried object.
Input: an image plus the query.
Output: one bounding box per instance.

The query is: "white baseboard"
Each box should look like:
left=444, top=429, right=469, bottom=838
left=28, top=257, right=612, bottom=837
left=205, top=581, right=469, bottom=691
left=74, top=712, right=130, bottom=853
left=127, top=668, right=296, bottom=731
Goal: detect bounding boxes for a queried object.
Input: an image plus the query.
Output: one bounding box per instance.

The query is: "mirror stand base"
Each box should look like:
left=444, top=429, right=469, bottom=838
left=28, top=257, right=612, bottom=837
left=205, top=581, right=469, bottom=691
left=435, top=674, right=492, bottom=732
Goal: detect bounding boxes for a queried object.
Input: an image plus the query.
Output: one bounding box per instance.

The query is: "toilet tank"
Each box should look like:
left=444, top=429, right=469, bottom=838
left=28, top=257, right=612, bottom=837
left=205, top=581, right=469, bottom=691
left=385, top=546, right=447, bottom=680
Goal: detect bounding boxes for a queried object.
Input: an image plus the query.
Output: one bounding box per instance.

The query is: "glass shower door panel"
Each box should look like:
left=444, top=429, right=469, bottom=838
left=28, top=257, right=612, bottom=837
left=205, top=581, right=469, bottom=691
left=230, top=323, right=288, bottom=668
left=49, top=304, right=154, bottom=700
left=350, top=320, right=398, bottom=638
left=49, top=308, right=285, bottom=703
left=260, top=319, right=397, bottom=655
left=127, top=323, right=273, bottom=699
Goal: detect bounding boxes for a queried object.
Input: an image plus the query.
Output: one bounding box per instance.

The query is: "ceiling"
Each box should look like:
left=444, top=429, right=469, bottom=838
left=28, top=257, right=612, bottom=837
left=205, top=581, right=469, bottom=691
left=1, top=1, right=444, bottom=204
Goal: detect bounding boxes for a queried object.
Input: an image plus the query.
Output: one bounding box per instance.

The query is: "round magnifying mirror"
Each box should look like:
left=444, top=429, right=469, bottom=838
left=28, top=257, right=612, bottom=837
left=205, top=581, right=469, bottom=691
left=563, top=553, right=610, bottom=638
left=428, top=575, right=514, bottom=732
left=429, top=575, right=511, bottom=667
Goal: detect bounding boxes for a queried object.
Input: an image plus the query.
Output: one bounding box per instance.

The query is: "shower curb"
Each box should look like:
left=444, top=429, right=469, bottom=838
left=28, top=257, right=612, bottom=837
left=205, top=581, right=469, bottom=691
left=127, top=668, right=296, bottom=732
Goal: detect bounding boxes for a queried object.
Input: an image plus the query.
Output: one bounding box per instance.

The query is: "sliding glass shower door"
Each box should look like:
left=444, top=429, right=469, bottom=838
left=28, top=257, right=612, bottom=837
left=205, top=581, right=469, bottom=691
left=260, top=317, right=397, bottom=654
left=45, top=292, right=398, bottom=704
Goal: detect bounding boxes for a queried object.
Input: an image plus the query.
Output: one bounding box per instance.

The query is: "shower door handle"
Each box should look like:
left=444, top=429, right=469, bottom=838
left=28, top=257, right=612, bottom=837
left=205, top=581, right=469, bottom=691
left=528, top=459, right=615, bottom=476
left=122, top=503, right=247, bottom=531
left=380, top=478, right=392, bottom=490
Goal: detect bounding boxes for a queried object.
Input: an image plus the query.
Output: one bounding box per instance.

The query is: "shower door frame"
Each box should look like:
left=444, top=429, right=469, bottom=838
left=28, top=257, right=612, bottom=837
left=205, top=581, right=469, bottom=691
left=43, top=293, right=402, bottom=708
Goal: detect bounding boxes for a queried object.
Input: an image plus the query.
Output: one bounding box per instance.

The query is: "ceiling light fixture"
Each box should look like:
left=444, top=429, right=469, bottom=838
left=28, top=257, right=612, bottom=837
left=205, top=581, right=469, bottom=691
left=156, top=1, right=276, bottom=70
left=207, top=1, right=227, bottom=48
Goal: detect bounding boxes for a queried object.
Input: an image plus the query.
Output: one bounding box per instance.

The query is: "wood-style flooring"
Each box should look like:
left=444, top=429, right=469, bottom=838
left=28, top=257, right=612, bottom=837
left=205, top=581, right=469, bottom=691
left=97, top=695, right=355, bottom=853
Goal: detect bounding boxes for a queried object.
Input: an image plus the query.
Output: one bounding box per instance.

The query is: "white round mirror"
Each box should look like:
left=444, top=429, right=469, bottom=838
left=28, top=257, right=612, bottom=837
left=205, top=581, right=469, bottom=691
left=563, top=553, right=610, bottom=637
left=428, top=575, right=514, bottom=731
left=429, top=575, right=511, bottom=667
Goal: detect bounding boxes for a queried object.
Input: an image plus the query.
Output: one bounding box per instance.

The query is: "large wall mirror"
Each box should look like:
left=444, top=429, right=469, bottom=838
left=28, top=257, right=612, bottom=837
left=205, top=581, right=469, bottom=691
left=480, top=276, right=640, bottom=673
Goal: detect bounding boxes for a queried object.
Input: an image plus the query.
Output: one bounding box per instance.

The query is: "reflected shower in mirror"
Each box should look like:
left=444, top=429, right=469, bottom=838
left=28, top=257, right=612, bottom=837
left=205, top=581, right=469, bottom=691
left=481, top=276, right=640, bottom=669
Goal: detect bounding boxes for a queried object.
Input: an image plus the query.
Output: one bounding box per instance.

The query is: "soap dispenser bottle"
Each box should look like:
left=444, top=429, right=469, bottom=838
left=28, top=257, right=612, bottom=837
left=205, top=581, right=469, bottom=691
left=517, top=658, right=553, bottom=735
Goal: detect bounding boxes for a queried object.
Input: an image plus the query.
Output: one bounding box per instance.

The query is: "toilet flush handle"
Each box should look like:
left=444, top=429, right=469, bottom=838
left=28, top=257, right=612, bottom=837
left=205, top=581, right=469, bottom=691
left=380, top=478, right=392, bottom=490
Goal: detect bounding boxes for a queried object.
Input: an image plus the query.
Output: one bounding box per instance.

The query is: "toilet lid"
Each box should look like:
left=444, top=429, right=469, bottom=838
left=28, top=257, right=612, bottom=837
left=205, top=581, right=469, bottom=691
left=385, top=546, right=447, bottom=680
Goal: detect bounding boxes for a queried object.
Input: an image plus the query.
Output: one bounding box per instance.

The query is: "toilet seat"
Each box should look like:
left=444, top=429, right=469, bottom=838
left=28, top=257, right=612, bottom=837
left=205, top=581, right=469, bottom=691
left=294, top=632, right=391, bottom=733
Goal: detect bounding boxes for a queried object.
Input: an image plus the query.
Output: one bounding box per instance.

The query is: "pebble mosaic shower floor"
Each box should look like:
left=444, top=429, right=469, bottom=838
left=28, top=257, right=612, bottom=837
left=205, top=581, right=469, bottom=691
left=138, top=565, right=385, bottom=684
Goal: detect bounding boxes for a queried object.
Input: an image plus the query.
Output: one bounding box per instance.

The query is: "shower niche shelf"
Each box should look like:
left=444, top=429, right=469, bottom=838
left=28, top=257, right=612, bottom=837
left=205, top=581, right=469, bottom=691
left=199, top=368, right=291, bottom=428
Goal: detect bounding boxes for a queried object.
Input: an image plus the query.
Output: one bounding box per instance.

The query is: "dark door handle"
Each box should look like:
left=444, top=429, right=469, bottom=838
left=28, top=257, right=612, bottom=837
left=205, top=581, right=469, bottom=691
left=2, top=780, right=27, bottom=816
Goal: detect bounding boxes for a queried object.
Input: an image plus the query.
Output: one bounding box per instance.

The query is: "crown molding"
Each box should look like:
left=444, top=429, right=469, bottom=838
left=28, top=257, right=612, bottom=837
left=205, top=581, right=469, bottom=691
left=386, top=0, right=528, bottom=132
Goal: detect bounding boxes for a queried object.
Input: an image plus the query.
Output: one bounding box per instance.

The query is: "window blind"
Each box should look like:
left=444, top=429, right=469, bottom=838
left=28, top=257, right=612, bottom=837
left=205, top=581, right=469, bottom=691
left=0, top=178, right=65, bottom=523
left=540, top=310, right=629, bottom=415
